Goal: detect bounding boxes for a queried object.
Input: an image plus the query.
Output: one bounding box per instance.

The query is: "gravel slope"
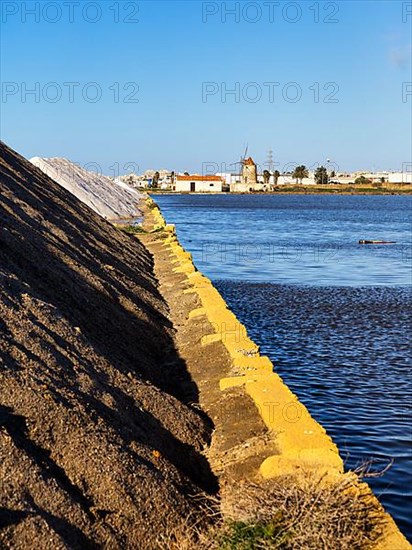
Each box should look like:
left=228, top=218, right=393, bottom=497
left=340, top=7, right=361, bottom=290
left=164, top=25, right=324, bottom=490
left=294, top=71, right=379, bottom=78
left=0, top=141, right=215, bottom=549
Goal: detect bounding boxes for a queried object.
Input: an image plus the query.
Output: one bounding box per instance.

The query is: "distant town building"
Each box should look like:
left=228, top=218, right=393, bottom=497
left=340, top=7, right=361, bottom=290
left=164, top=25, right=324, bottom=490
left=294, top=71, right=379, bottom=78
left=388, top=172, right=412, bottom=184
left=275, top=174, right=315, bottom=185
left=216, top=172, right=240, bottom=186
left=119, top=170, right=173, bottom=189
left=174, top=175, right=223, bottom=193
left=119, top=162, right=412, bottom=194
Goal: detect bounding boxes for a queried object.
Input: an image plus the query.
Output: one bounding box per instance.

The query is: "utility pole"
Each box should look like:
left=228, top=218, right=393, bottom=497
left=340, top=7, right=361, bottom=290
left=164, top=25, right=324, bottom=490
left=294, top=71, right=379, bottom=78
left=266, top=149, right=274, bottom=172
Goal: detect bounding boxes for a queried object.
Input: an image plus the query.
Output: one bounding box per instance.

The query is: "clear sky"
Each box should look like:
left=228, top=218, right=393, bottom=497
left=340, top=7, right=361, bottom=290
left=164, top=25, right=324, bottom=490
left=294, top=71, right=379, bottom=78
left=1, top=0, right=411, bottom=175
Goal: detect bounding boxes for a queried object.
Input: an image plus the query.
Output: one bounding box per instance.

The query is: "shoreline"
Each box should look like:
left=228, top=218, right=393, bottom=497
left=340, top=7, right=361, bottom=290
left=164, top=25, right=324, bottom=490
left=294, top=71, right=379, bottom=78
left=140, top=196, right=411, bottom=549
left=147, top=186, right=412, bottom=196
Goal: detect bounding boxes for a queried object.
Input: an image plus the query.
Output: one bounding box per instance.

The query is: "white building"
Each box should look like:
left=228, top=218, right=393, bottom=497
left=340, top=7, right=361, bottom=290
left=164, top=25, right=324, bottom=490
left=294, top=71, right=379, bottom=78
left=216, top=172, right=240, bottom=186
left=174, top=175, right=223, bottom=193
left=331, top=175, right=355, bottom=184
left=218, top=172, right=317, bottom=190
left=351, top=172, right=389, bottom=183
left=346, top=171, right=412, bottom=184
left=388, top=172, right=412, bottom=184
left=274, top=175, right=316, bottom=185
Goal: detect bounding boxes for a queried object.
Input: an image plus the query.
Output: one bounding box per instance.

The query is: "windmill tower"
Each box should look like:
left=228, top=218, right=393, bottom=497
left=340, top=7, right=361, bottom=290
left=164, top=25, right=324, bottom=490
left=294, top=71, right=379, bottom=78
left=229, top=146, right=258, bottom=191
left=242, top=157, right=258, bottom=186
left=240, top=146, right=257, bottom=187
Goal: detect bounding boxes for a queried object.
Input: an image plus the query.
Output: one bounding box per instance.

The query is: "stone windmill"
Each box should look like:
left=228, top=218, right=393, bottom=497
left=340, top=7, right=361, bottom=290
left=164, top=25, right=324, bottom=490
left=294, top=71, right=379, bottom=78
left=241, top=155, right=258, bottom=187
left=229, top=146, right=258, bottom=191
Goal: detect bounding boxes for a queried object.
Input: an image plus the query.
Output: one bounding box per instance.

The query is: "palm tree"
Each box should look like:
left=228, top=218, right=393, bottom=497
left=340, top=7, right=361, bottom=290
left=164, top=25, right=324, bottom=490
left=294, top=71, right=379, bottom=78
left=292, top=165, right=309, bottom=184
left=152, top=171, right=160, bottom=188
left=315, top=166, right=329, bottom=185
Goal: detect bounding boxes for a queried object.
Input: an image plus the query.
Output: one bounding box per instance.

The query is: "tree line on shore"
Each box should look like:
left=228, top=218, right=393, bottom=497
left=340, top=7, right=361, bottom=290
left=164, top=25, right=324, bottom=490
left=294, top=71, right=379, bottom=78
left=263, top=166, right=382, bottom=186
left=262, top=165, right=332, bottom=185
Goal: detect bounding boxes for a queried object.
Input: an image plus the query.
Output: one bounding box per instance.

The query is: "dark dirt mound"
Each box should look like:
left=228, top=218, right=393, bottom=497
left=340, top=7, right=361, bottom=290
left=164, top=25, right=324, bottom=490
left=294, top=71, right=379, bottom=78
left=0, top=141, right=216, bottom=549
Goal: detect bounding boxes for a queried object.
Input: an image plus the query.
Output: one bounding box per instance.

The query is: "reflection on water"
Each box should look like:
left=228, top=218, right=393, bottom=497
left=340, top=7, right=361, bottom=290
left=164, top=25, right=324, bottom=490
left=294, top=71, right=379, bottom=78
left=155, top=193, right=412, bottom=540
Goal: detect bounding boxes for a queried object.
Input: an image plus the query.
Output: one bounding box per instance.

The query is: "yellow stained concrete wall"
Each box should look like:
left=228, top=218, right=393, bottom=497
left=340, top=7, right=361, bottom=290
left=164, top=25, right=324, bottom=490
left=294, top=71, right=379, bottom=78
left=146, top=198, right=411, bottom=550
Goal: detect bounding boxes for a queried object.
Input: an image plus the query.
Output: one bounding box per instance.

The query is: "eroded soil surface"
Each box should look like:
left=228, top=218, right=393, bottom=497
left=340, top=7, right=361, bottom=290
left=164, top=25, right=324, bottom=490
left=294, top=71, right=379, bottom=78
left=0, top=142, right=216, bottom=549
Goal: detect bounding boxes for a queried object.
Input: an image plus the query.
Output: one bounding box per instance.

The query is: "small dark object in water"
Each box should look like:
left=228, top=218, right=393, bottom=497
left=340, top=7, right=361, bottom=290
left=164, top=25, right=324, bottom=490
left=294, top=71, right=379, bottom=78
left=359, top=240, right=396, bottom=245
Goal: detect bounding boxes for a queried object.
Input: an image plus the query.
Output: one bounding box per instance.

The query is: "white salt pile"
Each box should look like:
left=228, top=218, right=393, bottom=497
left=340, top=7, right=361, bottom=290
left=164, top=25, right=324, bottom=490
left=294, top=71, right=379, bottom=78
left=30, top=157, right=143, bottom=220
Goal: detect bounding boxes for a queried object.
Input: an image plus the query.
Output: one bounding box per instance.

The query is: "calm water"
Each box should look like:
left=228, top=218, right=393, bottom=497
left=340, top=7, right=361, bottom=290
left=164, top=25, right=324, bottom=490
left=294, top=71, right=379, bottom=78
left=154, top=194, right=412, bottom=540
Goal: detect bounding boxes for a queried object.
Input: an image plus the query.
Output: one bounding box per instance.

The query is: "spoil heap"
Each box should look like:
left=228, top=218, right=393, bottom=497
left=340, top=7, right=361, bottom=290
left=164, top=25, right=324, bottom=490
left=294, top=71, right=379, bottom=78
left=0, top=141, right=215, bottom=548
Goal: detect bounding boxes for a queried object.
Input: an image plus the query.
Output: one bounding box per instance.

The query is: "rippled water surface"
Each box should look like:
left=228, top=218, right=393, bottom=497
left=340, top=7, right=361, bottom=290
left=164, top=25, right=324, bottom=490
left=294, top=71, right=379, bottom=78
left=155, top=194, right=412, bottom=540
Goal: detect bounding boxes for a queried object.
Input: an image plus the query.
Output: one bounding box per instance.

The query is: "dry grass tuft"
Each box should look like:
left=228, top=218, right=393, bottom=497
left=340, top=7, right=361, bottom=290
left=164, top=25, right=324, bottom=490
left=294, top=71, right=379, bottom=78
left=158, top=474, right=385, bottom=550
left=218, top=474, right=383, bottom=549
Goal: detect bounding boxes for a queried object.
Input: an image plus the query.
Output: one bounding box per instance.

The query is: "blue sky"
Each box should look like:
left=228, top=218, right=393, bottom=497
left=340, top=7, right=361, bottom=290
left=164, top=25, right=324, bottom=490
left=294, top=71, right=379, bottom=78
left=1, top=0, right=411, bottom=174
